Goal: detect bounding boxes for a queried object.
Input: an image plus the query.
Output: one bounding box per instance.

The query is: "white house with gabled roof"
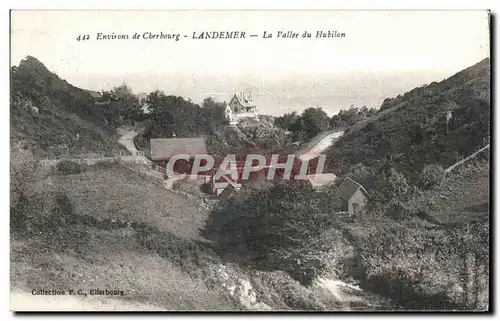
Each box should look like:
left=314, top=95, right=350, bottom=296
left=225, top=91, right=259, bottom=125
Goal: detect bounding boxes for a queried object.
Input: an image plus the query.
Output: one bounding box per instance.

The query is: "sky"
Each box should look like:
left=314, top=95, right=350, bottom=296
left=10, top=10, right=490, bottom=116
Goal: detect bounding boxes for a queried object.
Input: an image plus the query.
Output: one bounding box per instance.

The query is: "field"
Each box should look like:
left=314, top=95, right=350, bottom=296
left=10, top=165, right=240, bottom=310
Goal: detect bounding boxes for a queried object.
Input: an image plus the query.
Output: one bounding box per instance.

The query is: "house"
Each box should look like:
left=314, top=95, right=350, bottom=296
left=338, top=177, right=369, bottom=216
left=225, top=91, right=259, bottom=125
left=149, top=137, right=208, bottom=173
left=217, top=176, right=242, bottom=201
left=137, top=93, right=151, bottom=114
left=211, top=173, right=242, bottom=196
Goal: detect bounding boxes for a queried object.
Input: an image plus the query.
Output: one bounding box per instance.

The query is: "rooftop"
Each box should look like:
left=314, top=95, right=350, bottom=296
left=338, top=177, right=369, bottom=200
left=234, top=93, right=257, bottom=108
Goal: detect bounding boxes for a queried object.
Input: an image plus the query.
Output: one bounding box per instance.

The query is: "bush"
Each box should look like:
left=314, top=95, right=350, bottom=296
left=94, top=160, right=118, bottom=169
left=420, top=164, right=445, bottom=190
left=10, top=147, right=40, bottom=232
left=351, top=218, right=489, bottom=310
left=385, top=199, right=412, bottom=221
left=56, top=160, right=86, bottom=175
left=203, top=182, right=342, bottom=284
left=48, top=193, right=77, bottom=229
left=11, top=191, right=29, bottom=232
left=388, top=168, right=410, bottom=197
left=200, top=183, right=212, bottom=194
left=250, top=270, right=329, bottom=310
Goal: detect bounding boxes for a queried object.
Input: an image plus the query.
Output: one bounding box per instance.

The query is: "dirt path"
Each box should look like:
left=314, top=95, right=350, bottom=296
left=118, top=129, right=140, bottom=154
left=298, top=131, right=344, bottom=161
left=445, top=144, right=490, bottom=173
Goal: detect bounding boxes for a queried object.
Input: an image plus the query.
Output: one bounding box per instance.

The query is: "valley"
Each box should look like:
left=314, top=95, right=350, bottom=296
left=9, top=55, right=490, bottom=311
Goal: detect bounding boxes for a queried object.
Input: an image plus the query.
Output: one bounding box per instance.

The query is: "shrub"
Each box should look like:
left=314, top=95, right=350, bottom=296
left=56, top=160, right=86, bottom=175
left=11, top=191, right=29, bottom=232
left=94, top=160, right=117, bottom=169
left=351, top=218, right=489, bottom=310
left=420, top=164, right=445, bottom=190
left=385, top=199, right=412, bottom=221
left=250, top=270, right=329, bottom=310
left=203, top=182, right=342, bottom=284
left=10, top=147, right=40, bottom=232
left=387, top=168, right=410, bottom=197
left=200, top=183, right=212, bottom=194
left=48, top=193, right=77, bottom=229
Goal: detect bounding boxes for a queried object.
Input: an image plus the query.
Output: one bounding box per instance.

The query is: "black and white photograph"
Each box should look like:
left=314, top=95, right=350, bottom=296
left=9, top=9, right=491, bottom=312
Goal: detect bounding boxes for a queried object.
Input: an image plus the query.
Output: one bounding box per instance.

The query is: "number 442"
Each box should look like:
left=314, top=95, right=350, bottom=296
left=76, top=35, right=90, bottom=41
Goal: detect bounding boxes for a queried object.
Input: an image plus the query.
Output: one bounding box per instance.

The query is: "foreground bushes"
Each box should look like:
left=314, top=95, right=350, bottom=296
left=56, top=160, right=86, bottom=175
left=420, top=164, right=445, bottom=190
left=348, top=217, right=489, bottom=310
left=10, top=147, right=40, bottom=232
left=203, top=182, right=342, bottom=284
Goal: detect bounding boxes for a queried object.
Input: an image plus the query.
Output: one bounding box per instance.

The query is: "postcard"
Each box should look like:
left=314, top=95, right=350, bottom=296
left=10, top=10, right=491, bottom=312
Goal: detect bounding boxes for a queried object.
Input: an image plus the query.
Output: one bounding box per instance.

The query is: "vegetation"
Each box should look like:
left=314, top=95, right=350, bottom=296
left=142, top=91, right=227, bottom=138
left=206, top=58, right=491, bottom=310
left=236, top=117, right=291, bottom=152
left=204, top=182, right=343, bottom=285
left=56, top=160, right=87, bottom=175
left=344, top=213, right=489, bottom=310
left=10, top=56, right=127, bottom=157
left=329, top=105, right=378, bottom=130
left=326, top=58, right=490, bottom=183
left=274, top=107, right=330, bottom=142
left=97, top=83, right=146, bottom=127
left=419, top=164, right=445, bottom=190
left=275, top=105, right=378, bottom=141
left=10, top=55, right=490, bottom=310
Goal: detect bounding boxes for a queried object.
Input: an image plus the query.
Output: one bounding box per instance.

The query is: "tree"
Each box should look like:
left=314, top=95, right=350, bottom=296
left=141, top=91, right=226, bottom=140
left=420, top=164, right=445, bottom=190
left=300, top=107, right=330, bottom=138
left=98, top=83, right=140, bottom=126
left=203, top=182, right=342, bottom=284
left=275, top=112, right=299, bottom=130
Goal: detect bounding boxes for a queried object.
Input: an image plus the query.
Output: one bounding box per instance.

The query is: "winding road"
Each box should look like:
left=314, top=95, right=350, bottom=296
left=117, top=128, right=140, bottom=154
left=298, top=131, right=344, bottom=161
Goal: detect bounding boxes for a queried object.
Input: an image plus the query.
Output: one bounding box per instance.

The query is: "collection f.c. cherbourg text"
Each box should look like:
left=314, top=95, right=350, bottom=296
left=76, top=30, right=346, bottom=42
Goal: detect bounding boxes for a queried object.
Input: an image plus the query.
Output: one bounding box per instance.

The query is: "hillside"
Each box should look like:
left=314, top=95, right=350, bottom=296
left=406, top=160, right=490, bottom=225
left=326, top=58, right=490, bottom=184
left=12, top=163, right=382, bottom=311
left=11, top=164, right=240, bottom=310
left=10, top=56, right=126, bottom=157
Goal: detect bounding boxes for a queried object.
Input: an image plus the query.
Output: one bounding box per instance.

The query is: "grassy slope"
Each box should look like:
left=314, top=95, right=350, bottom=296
left=11, top=56, right=126, bottom=158
left=11, top=165, right=239, bottom=310
left=327, top=58, right=490, bottom=178
left=11, top=109, right=126, bottom=158
left=407, top=161, right=490, bottom=224
left=11, top=164, right=381, bottom=311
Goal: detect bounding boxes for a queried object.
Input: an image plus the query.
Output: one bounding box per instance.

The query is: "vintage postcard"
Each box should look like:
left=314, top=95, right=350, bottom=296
left=10, top=10, right=491, bottom=312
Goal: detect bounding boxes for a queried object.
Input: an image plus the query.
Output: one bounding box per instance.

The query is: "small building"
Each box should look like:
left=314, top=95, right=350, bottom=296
left=211, top=173, right=242, bottom=196
left=217, top=178, right=241, bottom=202
left=338, top=177, right=369, bottom=216
left=137, top=93, right=151, bottom=114
left=149, top=137, right=208, bottom=173
left=225, top=91, right=259, bottom=125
